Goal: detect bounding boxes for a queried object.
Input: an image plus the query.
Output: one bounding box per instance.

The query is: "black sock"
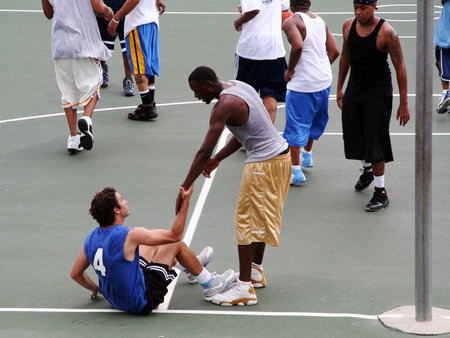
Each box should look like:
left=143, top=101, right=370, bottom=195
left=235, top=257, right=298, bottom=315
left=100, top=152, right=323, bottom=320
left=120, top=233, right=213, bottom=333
left=148, top=88, right=155, bottom=102
left=140, top=91, right=152, bottom=105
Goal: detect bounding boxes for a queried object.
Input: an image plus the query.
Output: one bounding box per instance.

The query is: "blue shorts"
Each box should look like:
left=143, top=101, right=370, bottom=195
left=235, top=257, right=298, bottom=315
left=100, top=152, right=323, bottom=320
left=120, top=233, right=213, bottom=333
left=435, top=46, right=450, bottom=81
left=126, top=22, right=160, bottom=77
left=283, top=87, right=331, bottom=147
left=235, top=55, right=287, bottom=102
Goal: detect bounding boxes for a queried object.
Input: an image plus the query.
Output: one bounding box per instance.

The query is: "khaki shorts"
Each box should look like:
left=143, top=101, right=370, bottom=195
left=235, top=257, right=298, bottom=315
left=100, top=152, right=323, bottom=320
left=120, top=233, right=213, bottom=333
left=54, top=58, right=102, bottom=109
left=235, top=152, right=291, bottom=247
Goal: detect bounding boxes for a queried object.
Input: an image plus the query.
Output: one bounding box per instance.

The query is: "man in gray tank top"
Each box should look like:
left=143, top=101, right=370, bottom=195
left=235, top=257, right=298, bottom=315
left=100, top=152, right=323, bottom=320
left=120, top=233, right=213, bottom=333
left=176, top=66, right=291, bottom=306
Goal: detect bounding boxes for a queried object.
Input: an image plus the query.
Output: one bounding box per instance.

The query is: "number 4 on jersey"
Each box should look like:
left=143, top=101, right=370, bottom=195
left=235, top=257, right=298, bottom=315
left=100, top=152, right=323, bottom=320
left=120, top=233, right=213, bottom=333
left=93, top=248, right=106, bottom=276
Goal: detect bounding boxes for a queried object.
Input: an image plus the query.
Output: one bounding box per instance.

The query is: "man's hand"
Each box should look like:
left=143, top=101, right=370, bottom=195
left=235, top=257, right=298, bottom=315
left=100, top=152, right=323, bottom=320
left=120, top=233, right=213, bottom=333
left=107, top=19, right=118, bottom=36
left=156, top=0, right=165, bottom=15
left=396, top=104, right=410, bottom=126
left=284, top=69, right=295, bottom=82
left=336, top=89, right=344, bottom=109
left=202, top=158, right=219, bottom=178
left=175, top=184, right=194, bottom=215
left=104, top=6, right=114, bottom=21
left=90, top=287, right=100, bottom=299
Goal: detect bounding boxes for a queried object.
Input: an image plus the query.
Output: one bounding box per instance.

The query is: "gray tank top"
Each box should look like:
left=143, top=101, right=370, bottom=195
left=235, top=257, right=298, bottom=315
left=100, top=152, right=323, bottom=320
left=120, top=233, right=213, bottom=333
left=221, top=80, right=287, bottom=163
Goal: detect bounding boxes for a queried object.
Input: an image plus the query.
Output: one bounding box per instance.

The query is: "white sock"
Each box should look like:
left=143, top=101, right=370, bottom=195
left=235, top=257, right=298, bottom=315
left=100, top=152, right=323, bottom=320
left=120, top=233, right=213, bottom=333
left=302, top=148, right=312, bottom=154
left=292, top=165, right=301, bottom=170
left=361, top=160, right=372, bottom=170
left=252, top=262, right=263, bottom=270
left=237, top=279, right=252, bottom=288
left=374, top=175, right=385, bottom=188
left=196, top=268, right=212, bottom=285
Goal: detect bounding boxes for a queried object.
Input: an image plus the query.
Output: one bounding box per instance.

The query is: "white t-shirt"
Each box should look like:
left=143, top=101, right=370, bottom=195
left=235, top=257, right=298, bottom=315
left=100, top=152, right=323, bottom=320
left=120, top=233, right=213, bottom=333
left=287, top=12, right=332, bottom=93
left=124, top=0, right=159, bottom=36
left=236, top=0, right=285, bottom=60
left=49, top=0, right=110, bottom=60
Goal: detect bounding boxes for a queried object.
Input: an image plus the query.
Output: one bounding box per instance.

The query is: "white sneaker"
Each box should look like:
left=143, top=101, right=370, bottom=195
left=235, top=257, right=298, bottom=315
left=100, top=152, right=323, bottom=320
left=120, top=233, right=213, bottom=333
left=186, top=246, right=213, bottom=284
left=67, top=134, right=83, bottom=153
left=251, top=265, right=266, bottom=288
left=211, top=280, right=258, bottom=306
left=201, top=269, right=236, bottom=301
left=78, top=116, right=94, bottom=150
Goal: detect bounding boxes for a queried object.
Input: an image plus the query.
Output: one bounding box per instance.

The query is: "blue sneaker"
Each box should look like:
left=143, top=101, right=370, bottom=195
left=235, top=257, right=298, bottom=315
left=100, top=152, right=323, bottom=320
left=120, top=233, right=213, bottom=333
left=300, top=149, right=314, bottom=168
left=291, top=167, right=306, bottom=185
left=436, top=90, right=450, bottom=114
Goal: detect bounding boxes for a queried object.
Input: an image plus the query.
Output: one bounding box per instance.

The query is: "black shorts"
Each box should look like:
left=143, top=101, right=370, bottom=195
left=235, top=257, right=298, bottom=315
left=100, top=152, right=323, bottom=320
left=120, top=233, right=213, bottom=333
left=235, top=55, right=287, bottom=102
left=341, top=96, right=394, bottom=163
left=96, top=0, right=127, bottom=52
left=138, top=257, right=177, bottom=315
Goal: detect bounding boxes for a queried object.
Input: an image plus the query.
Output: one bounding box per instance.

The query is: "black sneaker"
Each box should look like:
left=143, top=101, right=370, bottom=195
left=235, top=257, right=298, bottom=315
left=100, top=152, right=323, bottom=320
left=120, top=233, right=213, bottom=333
left=123, top=77, right=135, bottom=96
left=355, top=167, right=374, bottom=191
left=366, top=188, right=389, bottom=212
left=128, top=102, right=158, bottom=121
left=101, top=64, right=109, bottom=88
left=78, top=116, right=94, bottom=150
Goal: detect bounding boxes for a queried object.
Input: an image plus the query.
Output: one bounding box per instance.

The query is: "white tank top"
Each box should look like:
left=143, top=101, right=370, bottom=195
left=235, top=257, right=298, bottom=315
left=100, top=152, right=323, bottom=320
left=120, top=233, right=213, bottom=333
left=287, top=12, right=332, bottom=93
left=124, top=0, right=159, bottom=37
left=221, top=80, right=287, bottom=163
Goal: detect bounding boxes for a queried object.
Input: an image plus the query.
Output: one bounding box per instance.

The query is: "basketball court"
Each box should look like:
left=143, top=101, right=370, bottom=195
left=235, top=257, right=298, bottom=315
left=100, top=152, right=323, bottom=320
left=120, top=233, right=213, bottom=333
left=0, top=0, right=449, bottom=336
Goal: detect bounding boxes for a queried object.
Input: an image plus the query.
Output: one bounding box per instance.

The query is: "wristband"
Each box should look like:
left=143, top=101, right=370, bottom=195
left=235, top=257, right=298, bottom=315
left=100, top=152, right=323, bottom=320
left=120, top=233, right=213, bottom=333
left=112, top=17, right=119, bottom=24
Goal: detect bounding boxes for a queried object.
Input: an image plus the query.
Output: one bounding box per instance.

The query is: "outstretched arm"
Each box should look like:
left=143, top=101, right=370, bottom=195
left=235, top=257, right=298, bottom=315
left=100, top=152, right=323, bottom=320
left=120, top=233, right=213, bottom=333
left=70, top=247, right=100, bottom=298
left=385, top=25, right=410, bottom=126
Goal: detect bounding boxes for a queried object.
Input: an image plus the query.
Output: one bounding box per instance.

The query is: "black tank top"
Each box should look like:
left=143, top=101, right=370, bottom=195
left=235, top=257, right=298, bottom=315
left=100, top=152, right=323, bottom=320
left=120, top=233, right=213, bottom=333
left=345, top=18, right=393, bottom=101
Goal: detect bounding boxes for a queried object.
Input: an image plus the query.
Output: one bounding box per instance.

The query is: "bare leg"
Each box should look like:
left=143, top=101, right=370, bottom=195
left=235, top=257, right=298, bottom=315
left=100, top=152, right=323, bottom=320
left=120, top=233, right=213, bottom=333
left=371, top=161, right=385, bottom=177
left=252, top=242, right=265, bottom=265
left=135, top=74, right=148, bottom=92
left=262, top=95, right=277, bottom=123
left=442, top=80, right=449, bottom=90
left=150, top=241, right=203, bottom=276
left=238, top=244, right=255, bottom=282
left=122, top=51, right=132, bottom=78
left=65, top=107, right=78, bottom=136
left=289, top=145, right=300, bottom=166
left=303, top=138, right=314, bottom=152
left=82, top=92, right=98, bottom=118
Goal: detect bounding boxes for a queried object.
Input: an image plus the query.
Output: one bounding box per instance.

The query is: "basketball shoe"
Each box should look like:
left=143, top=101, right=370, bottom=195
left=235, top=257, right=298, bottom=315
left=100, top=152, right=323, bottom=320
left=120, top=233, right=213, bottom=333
left=366, top=187, right=389, bottom=212
left=251, top=264, right=266, bottom=288
left=185, top=246, right=214, bottom=284
left=300, top=149, right=314, bottom=168
left=78, top=116, right=94, bottom=151
left=291, top=167, right=306, bottom=185
left=201, top=269, right=236, bottom=301
left=355, top=166, right=374, bottom=191
left=67, top=134, right=83, bottom=153
left=211, top=279, right=258, bottom=306
left=436, top=90, right=450, bottom=114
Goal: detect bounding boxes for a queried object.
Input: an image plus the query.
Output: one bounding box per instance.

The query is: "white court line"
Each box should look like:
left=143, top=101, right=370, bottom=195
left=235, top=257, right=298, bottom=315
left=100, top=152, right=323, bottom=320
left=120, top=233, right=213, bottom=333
left=158, top=128, right=231, bottom=311
left=0, top=307, right=378, bottom=320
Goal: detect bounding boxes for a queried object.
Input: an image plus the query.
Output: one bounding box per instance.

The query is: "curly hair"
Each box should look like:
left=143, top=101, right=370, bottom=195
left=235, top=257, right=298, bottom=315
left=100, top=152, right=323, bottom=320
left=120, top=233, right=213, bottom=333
left=89, top=187, right=120, bottom=228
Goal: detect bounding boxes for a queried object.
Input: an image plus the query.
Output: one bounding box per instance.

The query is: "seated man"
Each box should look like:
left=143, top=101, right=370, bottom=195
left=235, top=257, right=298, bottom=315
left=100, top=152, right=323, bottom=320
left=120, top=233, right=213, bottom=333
left=71, top=185, right=235, bottom=314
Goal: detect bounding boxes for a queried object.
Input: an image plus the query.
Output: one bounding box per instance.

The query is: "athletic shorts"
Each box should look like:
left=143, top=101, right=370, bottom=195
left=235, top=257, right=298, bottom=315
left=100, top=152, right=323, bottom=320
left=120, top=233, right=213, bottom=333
left=283, top=87, right=331, bottom=147
left=235, top=55, right=287, bottom=102
left=341, top=96, right=394, bottom=163
left=235, top=151, right=291, bottom=247
left=54, top=58, right=102, bottom=109
left=138, top=257, right=177, bottom=315
left=125, top=22, right=160, bottom=77
left=97, top=18, right=126, bottom=52
left=435, top=46, right=450, bottom=81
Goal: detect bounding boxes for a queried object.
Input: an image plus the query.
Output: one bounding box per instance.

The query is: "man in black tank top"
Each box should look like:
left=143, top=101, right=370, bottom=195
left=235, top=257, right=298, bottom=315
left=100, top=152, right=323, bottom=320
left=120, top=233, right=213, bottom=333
left=336, top=0, right=410, bottom=212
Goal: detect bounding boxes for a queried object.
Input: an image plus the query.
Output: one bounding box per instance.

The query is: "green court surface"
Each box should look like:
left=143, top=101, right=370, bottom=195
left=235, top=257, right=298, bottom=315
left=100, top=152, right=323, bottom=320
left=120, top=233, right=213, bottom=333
left=0, top=0, right=449, bottom=337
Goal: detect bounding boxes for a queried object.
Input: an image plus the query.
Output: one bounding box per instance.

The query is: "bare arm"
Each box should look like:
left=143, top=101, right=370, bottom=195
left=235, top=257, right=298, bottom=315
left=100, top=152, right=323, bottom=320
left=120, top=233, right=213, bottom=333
left=385, top=25, right=410, bottom=126
left=90, top=0, right=114, bottom=19
left=283, top=15, right=304, bottom=82
left=336, top=19, right=352, bottom=109
left=325, top=24, right=340, bottom=64
left=70, top=247, right=100, bottom=298
left=41, top=0, right=53, bottom=19
left=234, top=9, right=260, bottom=31
left=107, top=0, right=140, bottom=36
left=125, top=185, right=193, bottom=260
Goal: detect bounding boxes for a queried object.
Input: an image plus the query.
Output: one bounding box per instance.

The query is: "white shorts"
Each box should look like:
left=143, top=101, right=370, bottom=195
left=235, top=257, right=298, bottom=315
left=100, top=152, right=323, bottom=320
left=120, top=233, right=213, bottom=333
left=54, top=58, right=102, bottom=109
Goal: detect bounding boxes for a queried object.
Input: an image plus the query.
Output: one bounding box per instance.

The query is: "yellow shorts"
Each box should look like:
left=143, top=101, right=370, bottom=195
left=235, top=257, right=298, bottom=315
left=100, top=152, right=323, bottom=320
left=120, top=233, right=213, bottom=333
left=235, top=152, right=291, bottom=247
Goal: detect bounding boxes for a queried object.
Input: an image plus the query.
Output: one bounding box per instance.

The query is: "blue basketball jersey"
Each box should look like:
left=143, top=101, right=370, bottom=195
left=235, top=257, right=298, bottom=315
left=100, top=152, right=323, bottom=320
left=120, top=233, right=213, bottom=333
left=84, top=224, right=147, bottom=313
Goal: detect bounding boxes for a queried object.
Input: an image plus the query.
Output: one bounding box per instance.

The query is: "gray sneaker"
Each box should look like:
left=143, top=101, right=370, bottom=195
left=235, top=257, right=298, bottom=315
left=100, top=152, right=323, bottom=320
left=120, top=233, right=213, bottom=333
left=201, top=269, right=236, bottom=301
left=436, top=90, right=450, bottom=114
left=186, top=246, right=213, bottom=284
left=123, top=77, right=135, bottom=96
